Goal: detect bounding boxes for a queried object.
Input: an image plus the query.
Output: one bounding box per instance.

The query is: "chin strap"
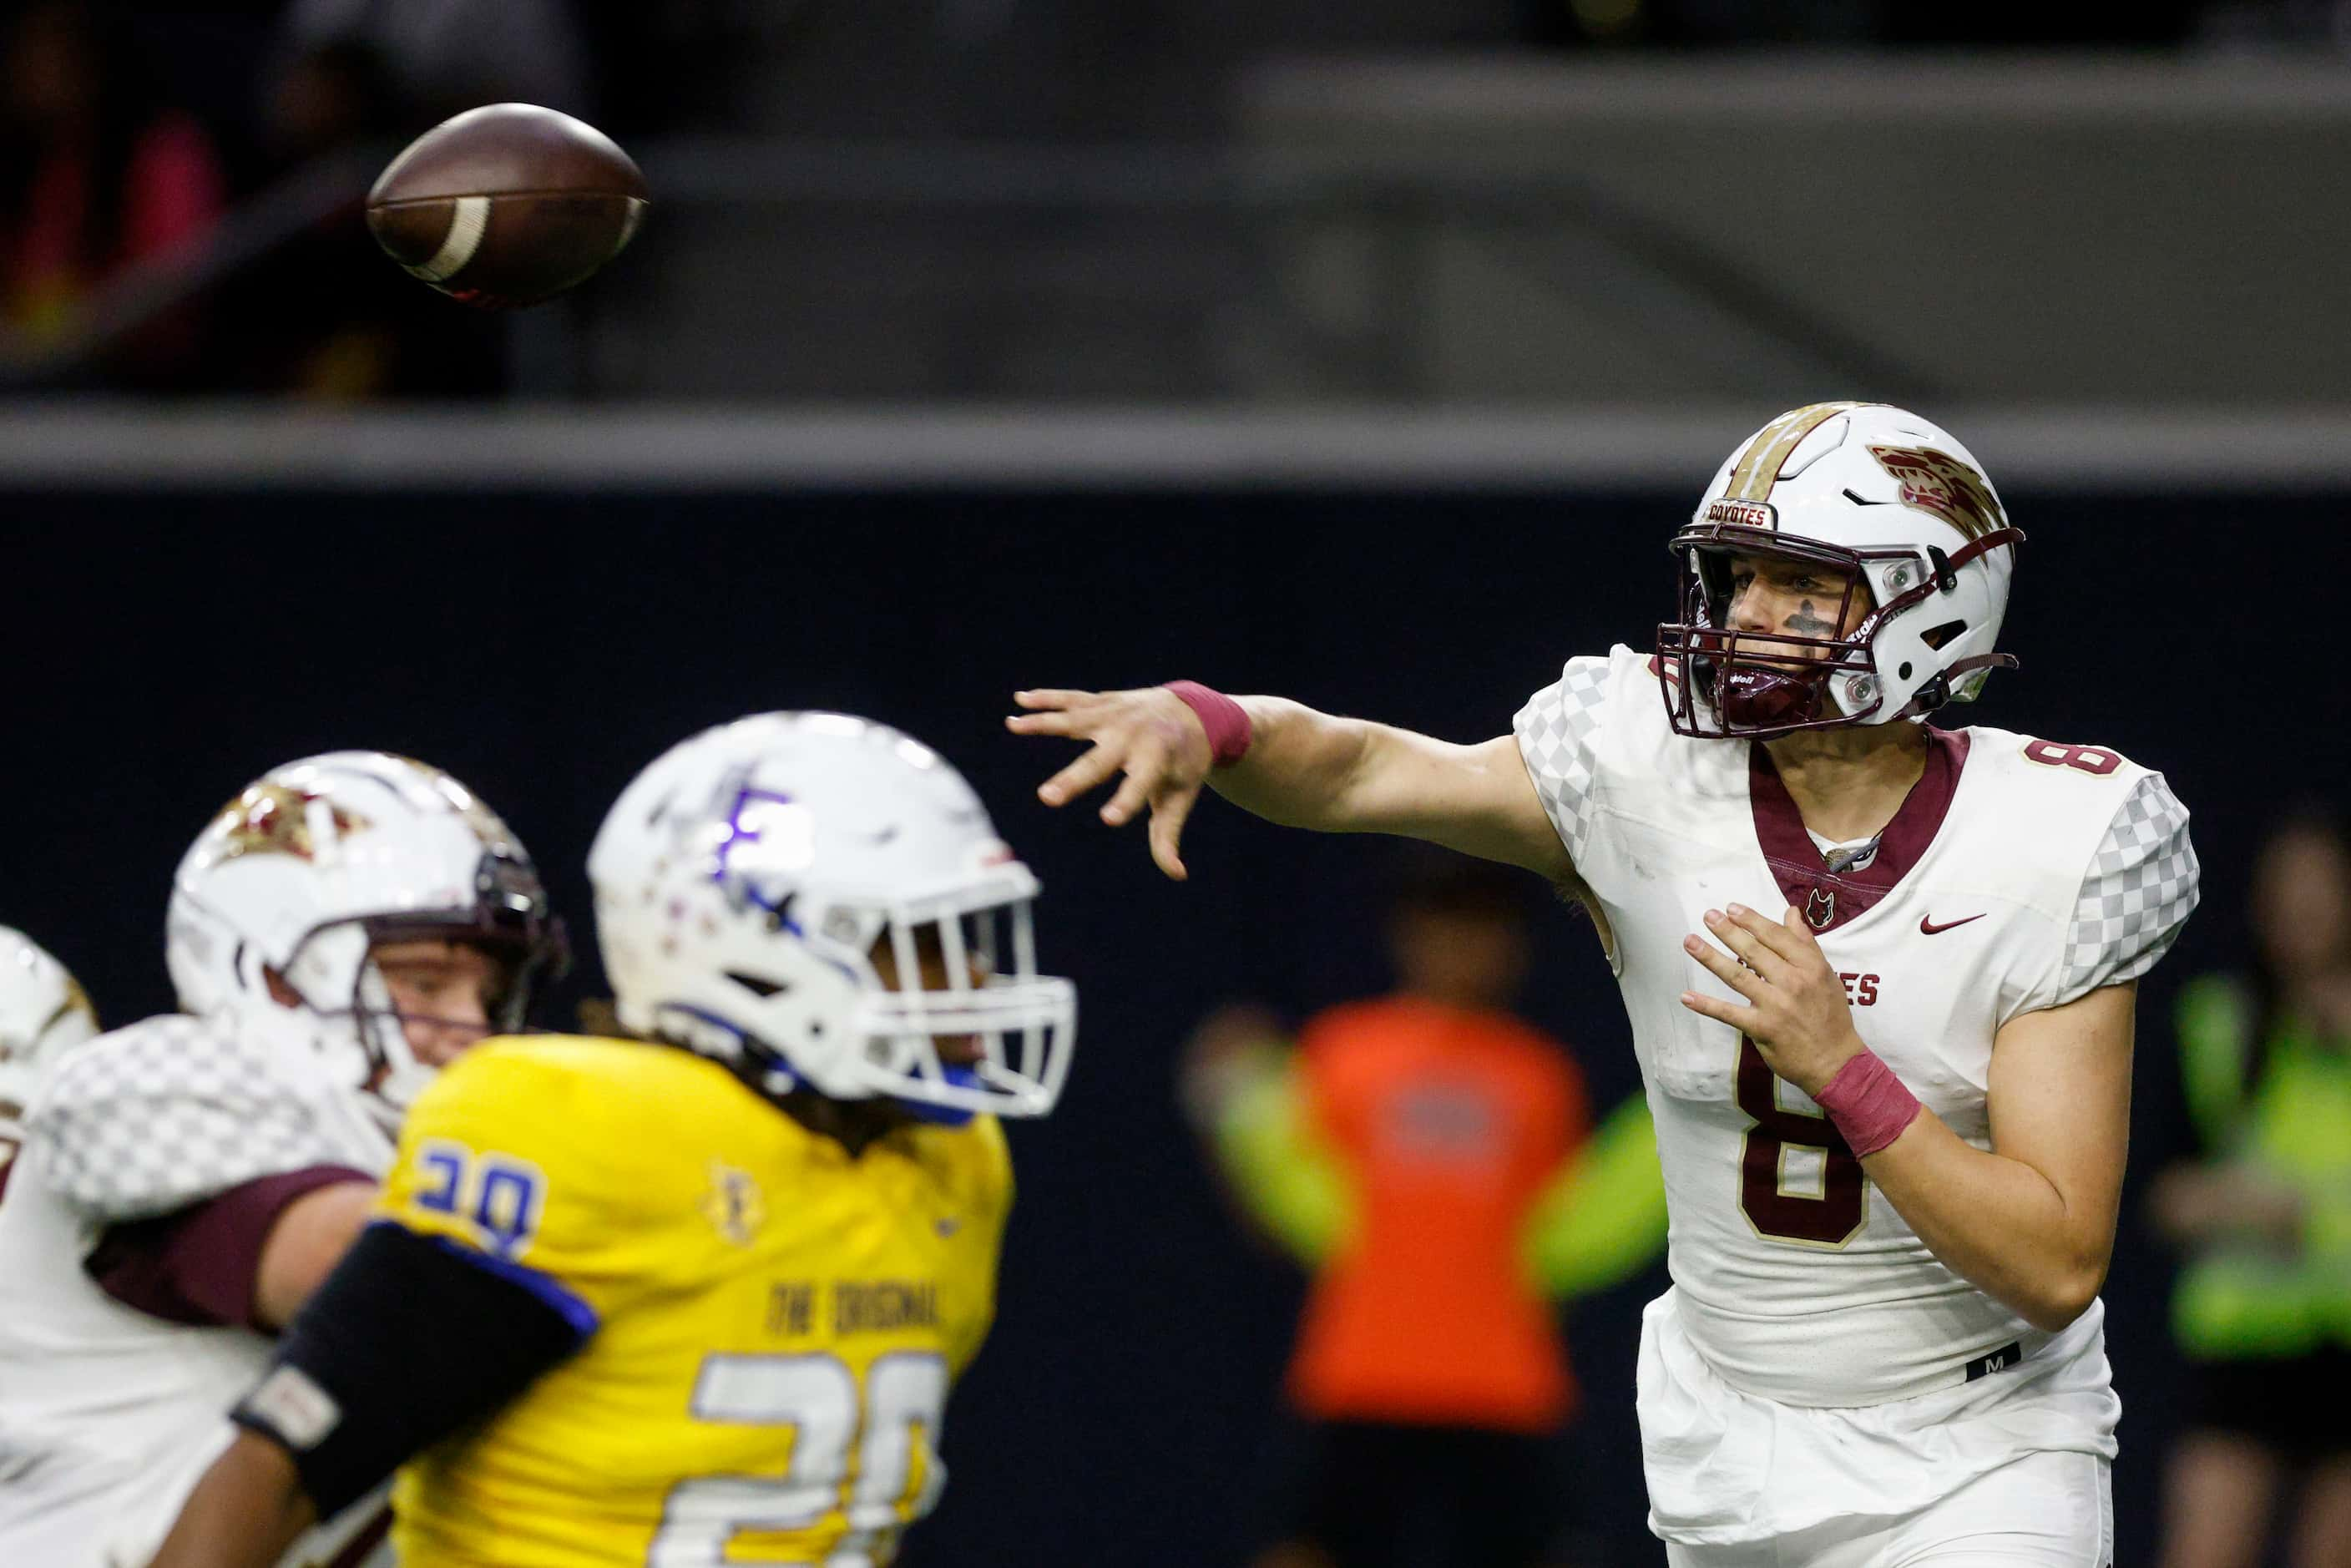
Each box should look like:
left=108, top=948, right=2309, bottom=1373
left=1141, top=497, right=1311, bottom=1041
left=1898, top=651, right=2021, bottom=719
left=1886, top=524, right=2028, bottom=720
left=1944, top=651, right=2022, bottom=681
left=892, top=1064, right=987, bottom=1127
left=1948, top=525, right=2027, bottom=571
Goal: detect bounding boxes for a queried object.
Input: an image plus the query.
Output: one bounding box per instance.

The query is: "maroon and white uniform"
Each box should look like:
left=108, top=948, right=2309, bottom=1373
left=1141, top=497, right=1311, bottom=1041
left=0, top=1016, right=394, bottom=1568
left=1514, top=645, right=2198, bottom=1556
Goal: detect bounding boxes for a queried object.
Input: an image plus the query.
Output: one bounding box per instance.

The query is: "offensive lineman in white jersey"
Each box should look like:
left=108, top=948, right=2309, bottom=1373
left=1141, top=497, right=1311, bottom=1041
left=0, top=752, right=562, bottom=1568
left=1011, top=402, right=2197, bottom=1565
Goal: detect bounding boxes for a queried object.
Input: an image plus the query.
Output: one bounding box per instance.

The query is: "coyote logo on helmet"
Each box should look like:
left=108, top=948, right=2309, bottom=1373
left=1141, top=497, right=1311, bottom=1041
left=1868, top=445, right=2006, bottom=542
left=209, top=784, right=373, bottom=863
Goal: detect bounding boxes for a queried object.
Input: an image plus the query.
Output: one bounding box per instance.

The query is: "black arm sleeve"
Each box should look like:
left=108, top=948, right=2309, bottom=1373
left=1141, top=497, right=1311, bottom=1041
left=231, top=1222, right=592, bottom=1519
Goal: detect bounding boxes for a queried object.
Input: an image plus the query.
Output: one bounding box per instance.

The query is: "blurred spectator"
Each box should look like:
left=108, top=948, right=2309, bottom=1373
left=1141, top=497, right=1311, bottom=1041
left=0, top=1, right=225, bottom=387
left=203, top=0, right=603, bottom=397
left=2150, top=810, right=2351, bottom=1568
left=214, top=33, right=504, bottom=398
left=1181, top=850, right=1664, bottom=1568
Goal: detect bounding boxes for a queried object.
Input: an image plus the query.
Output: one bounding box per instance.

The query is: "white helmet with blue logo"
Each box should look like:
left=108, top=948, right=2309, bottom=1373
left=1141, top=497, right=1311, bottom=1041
left=589, top=712, right=1075, bottom=1120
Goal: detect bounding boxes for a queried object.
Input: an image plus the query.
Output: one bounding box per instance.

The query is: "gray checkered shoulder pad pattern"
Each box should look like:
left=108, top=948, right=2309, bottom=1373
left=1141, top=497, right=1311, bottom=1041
left=2058, top=772, right=2201, bottom=1005
left=27, top=1015, right=355, bottom=1222
left=1512, top=655, right=1614, bottom=863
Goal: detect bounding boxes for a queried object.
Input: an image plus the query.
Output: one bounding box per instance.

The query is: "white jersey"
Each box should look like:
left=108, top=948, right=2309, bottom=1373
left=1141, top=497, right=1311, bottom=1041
left=0, top=1015, right=395, bottom=1568
left=1514, top=645, right=2198, bottom=1540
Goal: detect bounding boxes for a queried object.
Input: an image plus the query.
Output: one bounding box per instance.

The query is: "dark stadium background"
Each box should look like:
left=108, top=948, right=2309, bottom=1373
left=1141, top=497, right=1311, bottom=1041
left=2, top=495, right=2330, bottom=1565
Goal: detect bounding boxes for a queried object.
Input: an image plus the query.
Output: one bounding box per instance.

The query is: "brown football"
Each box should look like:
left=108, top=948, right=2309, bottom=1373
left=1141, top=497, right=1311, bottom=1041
left=366, top=104, right=649, bottom=309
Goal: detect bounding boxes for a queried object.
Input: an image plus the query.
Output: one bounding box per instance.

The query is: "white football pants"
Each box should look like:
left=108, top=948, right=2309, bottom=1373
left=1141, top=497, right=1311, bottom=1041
left=1662, top=1449, right=2112, bottom=1568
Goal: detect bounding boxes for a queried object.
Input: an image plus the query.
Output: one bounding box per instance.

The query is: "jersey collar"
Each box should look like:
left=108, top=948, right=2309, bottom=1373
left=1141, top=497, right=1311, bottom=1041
left=1747, top=728, right=1969, bottom=935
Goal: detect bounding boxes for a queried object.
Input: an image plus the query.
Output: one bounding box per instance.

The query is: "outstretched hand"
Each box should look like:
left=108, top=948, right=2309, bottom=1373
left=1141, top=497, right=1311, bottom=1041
left=1679, top=903, right=1866, bottom=1098
left=1006, top=687, right=1216, bottom=880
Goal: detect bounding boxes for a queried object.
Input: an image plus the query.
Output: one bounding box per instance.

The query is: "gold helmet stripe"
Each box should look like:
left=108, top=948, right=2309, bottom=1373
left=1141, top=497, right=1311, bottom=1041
left=1724, top=401, right=1868, bottom=505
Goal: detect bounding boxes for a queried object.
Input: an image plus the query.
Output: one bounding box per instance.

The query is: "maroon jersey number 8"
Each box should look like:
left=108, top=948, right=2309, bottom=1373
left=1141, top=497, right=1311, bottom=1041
left=2022, top=739, right=2121, bottom=776
left=1736, top=1036, right=1867, bottom=1246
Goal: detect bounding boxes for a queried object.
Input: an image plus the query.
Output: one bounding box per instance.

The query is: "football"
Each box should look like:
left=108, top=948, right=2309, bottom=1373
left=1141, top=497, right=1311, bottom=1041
left=366, top=104, right=650, bottom=310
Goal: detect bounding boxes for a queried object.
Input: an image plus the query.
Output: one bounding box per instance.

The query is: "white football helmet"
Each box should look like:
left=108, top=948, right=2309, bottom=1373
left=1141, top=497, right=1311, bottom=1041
left=1657, top=402, right=2026, bottom=739
left=589, top=712, right=1076, bottom=1120
left=0, top=927, right=98, bottom=1132
left=165, top=752, right=562, bottom=1130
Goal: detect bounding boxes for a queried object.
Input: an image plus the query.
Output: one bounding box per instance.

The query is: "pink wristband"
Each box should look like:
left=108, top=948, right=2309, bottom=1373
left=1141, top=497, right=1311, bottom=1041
left=1813, top=1050, right=1922, bottom=1158
left=1163, top=680, right=1254, bottom=767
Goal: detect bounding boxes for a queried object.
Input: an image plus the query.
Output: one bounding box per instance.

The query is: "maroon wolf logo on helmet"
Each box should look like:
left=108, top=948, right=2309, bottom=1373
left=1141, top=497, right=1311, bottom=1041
left=1867, top=445, right=2007, bottom=542
left=210, top=785, right=373, bottom=864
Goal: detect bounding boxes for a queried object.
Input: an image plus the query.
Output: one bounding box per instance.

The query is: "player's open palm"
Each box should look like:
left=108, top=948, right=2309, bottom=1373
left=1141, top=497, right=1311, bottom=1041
left=1008, top=687, right=1214, bottom=880
left=1681, top=903, right=1867, bottom=1098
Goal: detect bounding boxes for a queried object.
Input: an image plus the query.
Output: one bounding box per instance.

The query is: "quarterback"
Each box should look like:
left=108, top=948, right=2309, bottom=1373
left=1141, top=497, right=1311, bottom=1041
left=0, top=753, right=560, bottom=1568
left=1010, top=402, right=2196, bottom=1565
left=149, top=712, right=1076, bottom=1568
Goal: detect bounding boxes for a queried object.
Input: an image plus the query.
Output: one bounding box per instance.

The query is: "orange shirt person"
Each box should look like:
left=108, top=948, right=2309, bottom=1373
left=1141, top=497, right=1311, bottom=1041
left=1290, top=994, right=1586, bottom=1433
left=1185, top=852, right=1664, bottom=1568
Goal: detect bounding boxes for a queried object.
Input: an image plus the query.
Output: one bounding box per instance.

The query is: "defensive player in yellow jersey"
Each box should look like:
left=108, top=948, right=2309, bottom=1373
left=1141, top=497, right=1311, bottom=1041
left=146, top=713, right=1079, bottom=1568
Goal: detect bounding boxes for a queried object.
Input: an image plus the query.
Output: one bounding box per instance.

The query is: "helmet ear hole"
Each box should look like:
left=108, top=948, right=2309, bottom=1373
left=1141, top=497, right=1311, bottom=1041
left=1919, top=620, right=1967, bottom=650
left=725, top=971, right=788, bottom=999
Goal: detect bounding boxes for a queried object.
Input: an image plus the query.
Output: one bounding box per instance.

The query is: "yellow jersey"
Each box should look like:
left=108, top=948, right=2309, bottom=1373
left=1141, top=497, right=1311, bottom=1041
left=374, top=1034, right=1014, bottom=1567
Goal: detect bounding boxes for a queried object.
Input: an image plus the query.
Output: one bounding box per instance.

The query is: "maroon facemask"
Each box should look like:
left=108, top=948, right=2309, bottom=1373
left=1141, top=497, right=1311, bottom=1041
left=1716, top=663, right=1830, bottom=729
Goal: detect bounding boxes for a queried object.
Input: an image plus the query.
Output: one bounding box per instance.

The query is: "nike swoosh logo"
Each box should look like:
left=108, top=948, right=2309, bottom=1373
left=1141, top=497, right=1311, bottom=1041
left=1919, top=913, right=1986, bottom=935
